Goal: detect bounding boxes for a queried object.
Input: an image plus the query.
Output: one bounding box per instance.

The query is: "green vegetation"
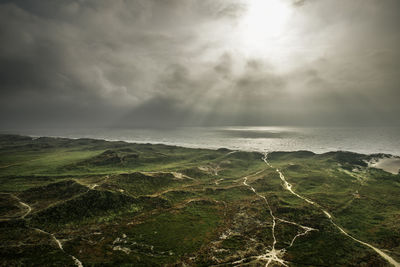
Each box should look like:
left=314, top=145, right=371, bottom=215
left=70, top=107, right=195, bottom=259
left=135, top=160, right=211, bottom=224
left=1, top=134, right=399, bottom=266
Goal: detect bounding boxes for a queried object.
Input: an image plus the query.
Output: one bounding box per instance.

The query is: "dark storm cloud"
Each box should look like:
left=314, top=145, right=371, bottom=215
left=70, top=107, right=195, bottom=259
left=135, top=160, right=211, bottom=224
left=0, top=0, right=399, bottom=129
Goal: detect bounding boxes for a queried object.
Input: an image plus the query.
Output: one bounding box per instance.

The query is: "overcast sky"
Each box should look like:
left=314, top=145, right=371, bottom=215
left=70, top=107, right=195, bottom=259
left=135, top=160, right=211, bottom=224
left=0, top=0, right=399, bottom=129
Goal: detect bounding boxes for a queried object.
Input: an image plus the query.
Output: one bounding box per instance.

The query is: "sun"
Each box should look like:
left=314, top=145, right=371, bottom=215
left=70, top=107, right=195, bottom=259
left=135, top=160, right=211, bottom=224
left=238, top=0, right=292, bottom=54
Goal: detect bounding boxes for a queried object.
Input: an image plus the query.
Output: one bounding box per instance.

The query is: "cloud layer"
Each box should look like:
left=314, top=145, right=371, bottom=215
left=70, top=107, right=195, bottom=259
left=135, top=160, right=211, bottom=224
left=0, top=0, right=399, bottom=129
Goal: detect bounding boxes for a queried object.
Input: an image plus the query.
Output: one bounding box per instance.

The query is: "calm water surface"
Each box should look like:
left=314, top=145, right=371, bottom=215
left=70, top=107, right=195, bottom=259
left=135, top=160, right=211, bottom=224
left=5, top=126, right=400, bottom=156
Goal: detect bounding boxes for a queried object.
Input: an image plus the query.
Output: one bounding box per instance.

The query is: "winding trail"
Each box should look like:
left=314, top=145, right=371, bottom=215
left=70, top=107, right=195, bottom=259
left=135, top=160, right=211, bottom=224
left=15, top=196, right=32, bottom=219
left=276, top=217, right=315, bottom=248
left=243, top=176, right=287, bottom=267
left=239, top=169, right=316, bottom=266
left=34, top=228, right=83, bottom=267
left=263, top=153, right=400, bottom=267
left=0, top=193, right=83, bottom=267
left=0, top=193, right=32, bottom=220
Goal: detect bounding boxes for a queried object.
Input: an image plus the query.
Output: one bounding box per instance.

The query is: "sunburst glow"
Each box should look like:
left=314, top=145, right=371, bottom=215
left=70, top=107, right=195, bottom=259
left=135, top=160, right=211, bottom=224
left=238, top=0, right=292, bottom=53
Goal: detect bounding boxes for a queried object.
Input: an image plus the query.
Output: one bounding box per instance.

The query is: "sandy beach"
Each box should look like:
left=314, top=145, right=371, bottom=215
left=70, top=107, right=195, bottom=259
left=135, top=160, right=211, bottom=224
left=369, top=157, right=400, bottom=175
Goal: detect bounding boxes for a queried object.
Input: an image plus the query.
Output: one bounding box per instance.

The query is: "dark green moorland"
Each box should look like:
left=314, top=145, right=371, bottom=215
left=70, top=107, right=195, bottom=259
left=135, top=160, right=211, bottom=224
left=0, top=134, right=399, bottom=266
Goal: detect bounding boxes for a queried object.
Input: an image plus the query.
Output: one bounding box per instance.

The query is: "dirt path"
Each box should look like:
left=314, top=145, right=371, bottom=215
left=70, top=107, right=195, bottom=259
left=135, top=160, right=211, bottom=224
left=19, top=202, right=31, bottom=218
left=263, top=153, right=400, bottom=267
left=236, top=168, right=316, bottom=267
left=0, top=193, right=83, bottom=267
left=33, top=228, right=83, bottom=267
left=0, top=193, right=32, bottom=220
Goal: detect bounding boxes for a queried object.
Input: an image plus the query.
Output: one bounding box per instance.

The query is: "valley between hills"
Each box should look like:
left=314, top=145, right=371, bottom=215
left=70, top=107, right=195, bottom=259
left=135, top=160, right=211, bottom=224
left=1, top=134, right=400, bottom=266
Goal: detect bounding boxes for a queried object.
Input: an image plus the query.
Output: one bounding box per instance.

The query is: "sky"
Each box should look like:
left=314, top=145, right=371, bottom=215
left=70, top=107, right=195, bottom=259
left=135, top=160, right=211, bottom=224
left=0, top=0, right=399, bottom=129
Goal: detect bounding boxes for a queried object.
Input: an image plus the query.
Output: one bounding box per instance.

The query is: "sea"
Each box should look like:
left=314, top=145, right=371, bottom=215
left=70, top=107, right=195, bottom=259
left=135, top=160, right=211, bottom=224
left=4, top=126, right=400, bottom=156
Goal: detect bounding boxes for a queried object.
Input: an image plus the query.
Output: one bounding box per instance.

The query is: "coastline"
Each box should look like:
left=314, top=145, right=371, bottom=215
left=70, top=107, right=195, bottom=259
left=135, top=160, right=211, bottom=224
left=1, top=133, right=400, bottom=266
left=2, top=132, right=400, bottom=157
left=2, top=133, right=400, bottom=176
left=1, top=126, right=400, bottom=156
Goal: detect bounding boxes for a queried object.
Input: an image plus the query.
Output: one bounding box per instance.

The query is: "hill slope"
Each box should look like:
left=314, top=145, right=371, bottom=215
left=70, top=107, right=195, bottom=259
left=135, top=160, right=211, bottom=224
left=1, top=134, right=399, bottom=266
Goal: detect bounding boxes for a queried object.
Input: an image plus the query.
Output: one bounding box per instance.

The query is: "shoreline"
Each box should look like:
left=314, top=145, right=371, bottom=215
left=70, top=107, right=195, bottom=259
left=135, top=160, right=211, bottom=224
left=2, top=133, right=400, bottom=176
left=1, top=133, right=399, bottom=158
left=1, top=133, right=399, bottom=266
left=1, top=126, right=400, bottom=157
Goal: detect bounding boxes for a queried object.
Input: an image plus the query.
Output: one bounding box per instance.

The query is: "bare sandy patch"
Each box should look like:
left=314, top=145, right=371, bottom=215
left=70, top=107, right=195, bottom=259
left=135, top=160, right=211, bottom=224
left=369, top=157, right=400, bottom=175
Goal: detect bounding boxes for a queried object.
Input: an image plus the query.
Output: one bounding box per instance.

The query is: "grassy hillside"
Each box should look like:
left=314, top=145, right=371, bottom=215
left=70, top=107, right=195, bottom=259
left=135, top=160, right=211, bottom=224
left=1, top=134, right=399, bottom=266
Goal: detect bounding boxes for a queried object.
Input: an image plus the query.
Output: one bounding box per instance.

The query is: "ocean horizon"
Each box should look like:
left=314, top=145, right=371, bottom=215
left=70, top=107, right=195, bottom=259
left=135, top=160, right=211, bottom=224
left=2, top=126, right=400, bottom=156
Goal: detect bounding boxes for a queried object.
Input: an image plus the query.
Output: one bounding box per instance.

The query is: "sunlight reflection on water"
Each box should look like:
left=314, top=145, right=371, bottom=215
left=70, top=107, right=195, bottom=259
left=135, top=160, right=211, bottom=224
left=5, top=126, right=400, bottom=156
